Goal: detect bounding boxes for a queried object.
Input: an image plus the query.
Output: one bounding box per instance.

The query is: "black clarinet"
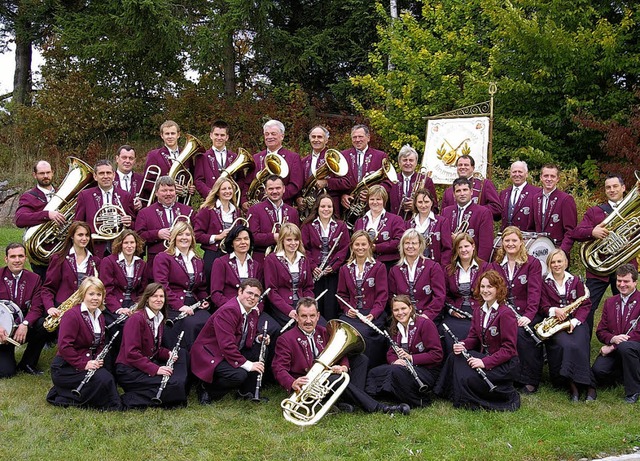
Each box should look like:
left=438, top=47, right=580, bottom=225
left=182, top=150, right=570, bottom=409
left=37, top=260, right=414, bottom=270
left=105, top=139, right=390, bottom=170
left=166, top=296, right=211, bottom=327
left=506, top=303, right=543, bottom=346
left=106, top=303, right=139, bottom=330
left=151, top=330, right=184, bottom=404
left=626, top=314, right=640, bottom=335
left=72, top=331, right=120, bottom=397
left=442, top=323, right=496, bottom=392
left=252, top=321, right=269, bottom=402
left=445, top=303, right=473, bottom=320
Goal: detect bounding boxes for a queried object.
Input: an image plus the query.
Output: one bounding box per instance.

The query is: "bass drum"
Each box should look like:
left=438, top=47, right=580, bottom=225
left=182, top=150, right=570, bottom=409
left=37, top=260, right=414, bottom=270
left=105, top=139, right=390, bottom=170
left=490, top=232, right=555, bottom=276
left=0, top=299, right=24, bottom=337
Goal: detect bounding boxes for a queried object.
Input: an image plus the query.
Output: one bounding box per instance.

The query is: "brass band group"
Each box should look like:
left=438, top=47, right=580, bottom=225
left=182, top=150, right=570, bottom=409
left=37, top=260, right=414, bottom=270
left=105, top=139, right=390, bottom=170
left=1, top=118, right=639, bottom=422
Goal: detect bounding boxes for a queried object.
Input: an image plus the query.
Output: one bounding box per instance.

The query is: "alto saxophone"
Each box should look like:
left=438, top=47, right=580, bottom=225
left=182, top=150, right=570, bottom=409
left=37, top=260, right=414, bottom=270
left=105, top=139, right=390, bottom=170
left=43, top=289, right=84, bottom=332
left=534, top=286, right=590, bottom=339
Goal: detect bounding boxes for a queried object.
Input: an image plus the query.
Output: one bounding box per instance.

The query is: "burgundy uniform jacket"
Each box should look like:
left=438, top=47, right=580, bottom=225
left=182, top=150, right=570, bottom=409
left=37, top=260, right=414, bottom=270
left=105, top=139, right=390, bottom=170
left=247, top=200, right=300, bottom=254
left=193, top=148, right=239, bottom=199
left=116, top=309, right=171, bottom=376
left=388, top=258, right=446, bottom=319
left=301, top=219, right=350, bottom=272
left=0, top=267, right=43, bottom=325
left=264, top=253, right=314, bottom=317
left=354, top=211, right=405, bottom=263
left=441, top=177, right=502, bottom=221
left=42, top=252, right=100, bottom=309
left=56, top=305, right=106, bottom=370
left=391, top=172, right=439, bottom=217
left=489, top=256, right=542, bottom=321
left=441, top=203, right=494, bottom=261
left=462, top=303, right=518, bottom=370
left=596, top=290, right=640, bottom=346
left=244, top=148, right=303, bottom=203
left=100, top=255, right=147, bottom=314
left=113, top=172, right=144, bottom=196
left=498, top=183, right=540, bottom=232
left=152, top=251, right=208, bottom=311
left=386, top=316, right=443, bottom=367
left=540, top=274, right=591, bottom=323
left=210, top=254, right=263, bottom=309
left=406, top=214, right=453, bottom=265
left=193, top=205, right=240, bottom=252
left=337, top=260, right=388, bottom=319
left=134, top=202, right=193, bottom=256
left=532, top=188, right=577, bottom=252
left=444, top=261, right=490, bottom=313
left=14, top=187, right=49, bottom=227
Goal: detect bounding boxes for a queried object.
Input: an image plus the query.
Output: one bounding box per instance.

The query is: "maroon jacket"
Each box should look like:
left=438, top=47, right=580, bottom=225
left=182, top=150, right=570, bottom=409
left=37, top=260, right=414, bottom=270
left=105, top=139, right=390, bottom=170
left=406, top=214, right=453, bottom=264
left=441, top=203, right=494, bottom=261
left=190, top=298, right=260, bottom=383
left=247, top=200, right=300, bottom=256
left=532, top=188, right=577, bottom=252
left=264, top=253, right=314, bottom=317
left=301, top=150, right=351, bottom=212
left=42, top=252, right=100, bottom=309
left=444, top=261, right=490, bottom=314
left=134, top=202, right=193, bottom=256
left=14, top=187, right=50, bottom=227
left=210, top=254, right=263, bottom=309
left=390, top=173, right=439, bottom=217
left=388, top=258, right=446, bottom=319
left=116, top=309, right=171, bottom=376
left=498, top=183, right=540, bottom=232
left=244, top=148, right=304, bottom=204
left=152, top=251, right=208, bottom=311
left=100, top=255, right=147, bottom=314
left=596, top=290, right=640, bottom=346
left=489, top=256, right=542, bottom=321
left=56, top=305, right=106, bottom=370
left=337, top=260, right=388, bottom=319
left=462, top=303, right=518, bottom=370
left=193, top=205, right=240, bottom=252
left=272, top=324, right=347, bottom=392
left=354, top=211, right=405, bottom=263
left=75, top=186, right=136, bottom=232
left=0, top=267, right=43, bottom=325
left=441, top=177, right=502, bottom=221
left=341, top=146, right=390, bottom=194
left=113, top=171, right=144, bottom=196
left=300, top=219, right=350, bottom=272
left=540, top=274, right=591, bottom=323
left=386, top=316, right=443, bottom=367
left=193, top=148, right=239, bottom=199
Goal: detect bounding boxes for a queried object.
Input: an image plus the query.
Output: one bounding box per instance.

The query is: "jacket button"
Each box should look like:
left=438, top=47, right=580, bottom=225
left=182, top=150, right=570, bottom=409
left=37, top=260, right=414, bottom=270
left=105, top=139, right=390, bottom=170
left=211, top=360, right=215, bottom=364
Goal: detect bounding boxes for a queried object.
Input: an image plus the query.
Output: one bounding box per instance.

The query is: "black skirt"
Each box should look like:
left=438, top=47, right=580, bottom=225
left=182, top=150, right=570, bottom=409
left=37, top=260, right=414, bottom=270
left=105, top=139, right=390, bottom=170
left=338, top=312, right=387, bottom=368
left=366, top=363, right=440, bottom=408
left=545, top=323, right=595, bottom=387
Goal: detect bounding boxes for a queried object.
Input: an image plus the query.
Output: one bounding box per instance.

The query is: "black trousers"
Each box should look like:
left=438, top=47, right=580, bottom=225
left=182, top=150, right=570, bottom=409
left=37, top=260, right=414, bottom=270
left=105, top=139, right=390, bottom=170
left=204, top=343, right=262, bottom=400
left=18, top=318, right=57, bottom=370
left=586, top=275, right=619, bottom=336
left=592, top=341, right=640, bottom=397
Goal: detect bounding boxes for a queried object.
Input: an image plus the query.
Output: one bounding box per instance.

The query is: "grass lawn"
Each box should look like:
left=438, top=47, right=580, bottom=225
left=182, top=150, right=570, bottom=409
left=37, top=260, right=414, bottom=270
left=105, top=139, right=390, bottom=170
left=1, top=226, right=639, bottom=461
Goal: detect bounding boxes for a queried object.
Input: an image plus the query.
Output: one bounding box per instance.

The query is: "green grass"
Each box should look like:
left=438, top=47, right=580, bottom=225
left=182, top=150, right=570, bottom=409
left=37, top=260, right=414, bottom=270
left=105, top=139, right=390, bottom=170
left=1, top=225, right=639, bottom=460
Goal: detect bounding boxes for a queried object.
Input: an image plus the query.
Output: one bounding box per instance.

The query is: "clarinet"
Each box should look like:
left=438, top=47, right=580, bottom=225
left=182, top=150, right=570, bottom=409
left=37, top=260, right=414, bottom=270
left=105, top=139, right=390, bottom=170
left=151, top=330, right=184, bottom=404
left=313, top=232, right=343, bottom=282
left=445, top=303, right=473, bottom=320
left=252, top=321, right=269, bottom=402
left=335, top=294, right=428, bottom=392
left=442, top=323, right=497, bottom=392
left=72, top=331, right=120, bottom=397
left=506, top=302, right=543, bottom=346
left=106, top=303, right=139, bottom=330
left=166, top=296, right=211, bottom=327
left=626, top=314, right=640, bottom=335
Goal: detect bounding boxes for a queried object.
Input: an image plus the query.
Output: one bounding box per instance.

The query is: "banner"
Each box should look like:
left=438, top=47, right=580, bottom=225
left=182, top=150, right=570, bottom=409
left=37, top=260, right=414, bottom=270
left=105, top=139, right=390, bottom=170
left=422, top=116, right=490, bottom=185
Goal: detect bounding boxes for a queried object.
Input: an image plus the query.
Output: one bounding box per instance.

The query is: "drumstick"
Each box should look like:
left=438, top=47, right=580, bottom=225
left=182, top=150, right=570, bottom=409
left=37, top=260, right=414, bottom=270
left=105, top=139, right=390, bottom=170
left=4, top=337, right=21, bottom=347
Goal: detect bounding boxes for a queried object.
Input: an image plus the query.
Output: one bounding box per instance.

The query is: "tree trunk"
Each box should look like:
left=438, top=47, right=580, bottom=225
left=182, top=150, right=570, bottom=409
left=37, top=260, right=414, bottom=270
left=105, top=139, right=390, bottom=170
left=13, top=13, right=33, bottom=106
left=223, top=31, right=235, bottom=98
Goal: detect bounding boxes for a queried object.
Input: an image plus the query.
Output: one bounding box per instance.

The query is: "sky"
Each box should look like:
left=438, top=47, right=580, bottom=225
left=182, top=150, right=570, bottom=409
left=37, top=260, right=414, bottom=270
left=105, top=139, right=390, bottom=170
left=0, top=44, right=44, bottom=95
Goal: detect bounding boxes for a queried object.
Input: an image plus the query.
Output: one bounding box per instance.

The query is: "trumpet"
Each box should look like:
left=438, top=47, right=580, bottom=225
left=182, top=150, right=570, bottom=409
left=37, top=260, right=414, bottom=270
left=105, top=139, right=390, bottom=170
left=299, top=149, right=348, bottom=219
left=453, top=212, right=470, bottom=235
left=217, top=147, right=255, bottom=205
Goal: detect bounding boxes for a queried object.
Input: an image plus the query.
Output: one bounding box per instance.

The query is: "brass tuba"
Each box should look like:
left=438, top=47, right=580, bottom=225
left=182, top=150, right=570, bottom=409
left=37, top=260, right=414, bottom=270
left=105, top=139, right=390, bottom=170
left=534, top=286, right=590, bottom=339
left=217, top=147, right=255, bottom=205
left=299, top=149, right=348, bottom=219
left=23, top=157, right=96, bottom=266
left=281, top=319, right=365, bottom=426
left=580, top=171, right=640, bottom=276
left=246, top=152, right=289, bottom=206
left=342, top=157, right=398, bottom=229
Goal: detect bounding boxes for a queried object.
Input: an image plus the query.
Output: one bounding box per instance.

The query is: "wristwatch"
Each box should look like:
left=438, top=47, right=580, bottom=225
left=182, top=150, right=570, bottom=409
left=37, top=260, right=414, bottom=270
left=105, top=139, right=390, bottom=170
left=21, top=320, right=29, bottom=326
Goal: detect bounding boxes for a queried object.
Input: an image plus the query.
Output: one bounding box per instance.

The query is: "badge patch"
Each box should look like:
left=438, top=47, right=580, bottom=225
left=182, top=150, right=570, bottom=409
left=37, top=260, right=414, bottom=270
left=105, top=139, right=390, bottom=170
left=367, top=277, right=375, bottom=287
left=518, top=274, right=528, bottom=285
left=381, top=231, right=390, bottom=241
left=552, top=214, right=560, bottom=223
left=489, top=326, right=499, bottom=336
left=522, top=207, right=530, bottom=215
left=423, top=285, right=432, bottom=295
left=416, top=341, right=425, bottom=352
left=468, top=229, right=476, bottom=238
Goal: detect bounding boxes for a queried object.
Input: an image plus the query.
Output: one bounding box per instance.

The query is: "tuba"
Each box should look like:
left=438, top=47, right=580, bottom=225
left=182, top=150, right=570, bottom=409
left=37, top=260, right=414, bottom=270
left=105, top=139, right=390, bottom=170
left=534, top=286, right=590, bottom=339
left=217, top=147, right=255, bottom=205
left=23, top=157, right=96, bottom=266
left=281, top=319, right=365, bottom=426
left=580, top=171, right=640, bottom=276
left=246, top=152, right=289, bottom=206
left=299, top=149, right=348, bottom=219
left=342, top=158, right=398, bottom=229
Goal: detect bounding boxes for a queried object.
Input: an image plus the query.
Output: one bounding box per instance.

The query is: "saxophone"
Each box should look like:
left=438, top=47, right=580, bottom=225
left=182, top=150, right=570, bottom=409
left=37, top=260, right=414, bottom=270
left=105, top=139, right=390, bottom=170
left=534, top=285, right=590, bottom=339
left=43, top=289, right=84, bottom=332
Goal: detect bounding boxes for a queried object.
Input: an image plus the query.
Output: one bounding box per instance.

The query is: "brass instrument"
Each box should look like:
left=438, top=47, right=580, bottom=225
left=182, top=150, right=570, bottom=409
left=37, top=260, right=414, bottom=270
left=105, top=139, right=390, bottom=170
left=43, top=288, right=84, bottom=332
left=217, top=147, right=255, bottom=205
left=163, top=213, right=193, bottom=249
left=169, top=134, right=206, bottom=206
left=342, top=158, right=399, bottom=230
left=534, top=286, right=590, bottom=339
left=23, top=157, right=96, bottom=266
left=246, top=152, right=290, bottom=206
left=136, top=165, right=162, bottom=209
left=220, top=214, right=252, bottom=254
left=580, top=171, right=640, bottom=276
left=299, top=149, right=348, bottom=219
left=281, top=319, right=365, bottom=426
left=402, top=167, right=431, bottom=220
left=91, top=204, right=126, bottom=241
left=453, top=212, right=470, bottom=235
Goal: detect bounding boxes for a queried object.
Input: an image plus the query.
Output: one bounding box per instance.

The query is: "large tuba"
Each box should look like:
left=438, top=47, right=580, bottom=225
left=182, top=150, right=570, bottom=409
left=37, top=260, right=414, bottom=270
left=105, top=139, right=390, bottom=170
left=534, top=286, right=590, bottom=339
left=23, top=157, right=96, bottom=266
left=246, top=152, right=289, bottom=206
left=342, top=157, right=398, bottom=229
left=281, top=319, right=365, bottom=426
left=167, top=134, right=206, bottom=206
left=299, top=149, right=348, bottom=219
left=217, top=147, right=255, bottom=205
left=580, top=171, right=640, bottom=276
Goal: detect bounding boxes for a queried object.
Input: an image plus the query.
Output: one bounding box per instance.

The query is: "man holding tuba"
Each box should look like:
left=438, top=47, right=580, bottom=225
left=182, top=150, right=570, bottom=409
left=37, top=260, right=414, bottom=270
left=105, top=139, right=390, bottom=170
left=565, top=174, right=637, bottom=334
left=75, top=160, right=135, bottom=258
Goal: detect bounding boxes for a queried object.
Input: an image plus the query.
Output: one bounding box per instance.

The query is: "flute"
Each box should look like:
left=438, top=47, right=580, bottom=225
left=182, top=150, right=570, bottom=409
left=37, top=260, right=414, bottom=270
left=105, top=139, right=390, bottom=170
left=279, top=289, right=328, bottom=334
left=335, top=294, right=428, bottom=392
left=252, top=321, right=269, bottom=402
left=506, top=303, right=542, bottom=346
left=166, top=296, right=212, bottom=327
left=442, top=323, right=496, bottom=392
left=151, top=331, right=184, bottom=405
left=72, top=331, right=120, bottom=397
left=313, top=232, right=343, bottom=282
left=445, top=303, right=473, bottom=320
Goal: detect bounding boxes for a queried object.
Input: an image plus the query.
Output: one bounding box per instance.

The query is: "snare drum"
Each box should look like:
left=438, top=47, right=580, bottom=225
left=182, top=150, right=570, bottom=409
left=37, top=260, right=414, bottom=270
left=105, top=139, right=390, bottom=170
left=0, top=300, right=23, bottom=340
left=491, top=233, right=555, bottom=275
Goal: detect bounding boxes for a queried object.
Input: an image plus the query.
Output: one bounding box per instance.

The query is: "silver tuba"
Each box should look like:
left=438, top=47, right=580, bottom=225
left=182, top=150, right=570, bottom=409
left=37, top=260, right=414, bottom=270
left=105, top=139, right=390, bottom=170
left=246, top=152, right=289, bottom=206
left=281, top=319, right=365, bottom=426
left=299, top=149, right=348, bottom=219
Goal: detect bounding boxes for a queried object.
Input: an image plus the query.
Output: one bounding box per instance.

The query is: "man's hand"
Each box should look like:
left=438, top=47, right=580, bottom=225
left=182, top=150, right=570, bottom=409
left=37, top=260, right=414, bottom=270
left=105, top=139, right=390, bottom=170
left=48, top=211, right=66, bottom=226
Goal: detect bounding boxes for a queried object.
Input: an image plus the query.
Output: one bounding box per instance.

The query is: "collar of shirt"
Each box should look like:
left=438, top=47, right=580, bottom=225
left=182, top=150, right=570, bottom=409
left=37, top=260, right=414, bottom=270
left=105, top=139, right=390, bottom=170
left=216, top=199, right=237, bottom=214
left=214, top=148, right=227, bottom=155
left=80, top=302, right=102, bottom=321
left=267, top=148, right=281, bottom=156
left=356, top=146, right=369, bottom=155
left=118, top=171, right=132, bottom=181
left=267, top=198, right=283, bottom=210
left=543, top=188, right=557, bottom=198
left=230, top=252, right=252, bottom=262
left=401, top=256, right=421, bottom=270
left=118, top=252, right=141, bottom=265
left=166, top=146, right=179, bottom=157
left=145, top=306, right=164, bottom=323
left=69, top=247, right=93, bottom=258
left=37, top=185, right=55, bottom=196
left=349, top=256, right=375, bottom=267
left=402, top=172, right=414, bottom=181
left=621, top=290, right=636, bottom=305
left=481, top=301, right=500, bottom=316
left=174, top=248, right=196, bottom=262
left=237, top=297, right=260, bottom=315
left=364, top=209, right=386, bottom=223
left=276, top=250, right=304, bottom=266
left=456, top=259, right=479, bottom=271
left=608, top=200, right=622, bottom=208
left=545, top=270, right=571, bottom=284
left=457, top=202, right=471, bottom=213
left=11, top=269, right=23, bottom=280
left=396, top=318, right=415, bottom=344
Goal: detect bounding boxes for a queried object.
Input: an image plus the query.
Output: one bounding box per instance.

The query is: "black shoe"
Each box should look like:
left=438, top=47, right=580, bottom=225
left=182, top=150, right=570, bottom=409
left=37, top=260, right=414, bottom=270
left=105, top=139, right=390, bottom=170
left=624, top=392, right=640, bottom=404
left=381, top=403, right=411, bottom=415
left=569, top=393, right=579, bottom=403
left=197, top=384, right=211, bottom=405
left=19, top=365, right=43, bottom=376
left=520, top=385, right=538, bottom=395
left=336, top=402, right=354, bottom=413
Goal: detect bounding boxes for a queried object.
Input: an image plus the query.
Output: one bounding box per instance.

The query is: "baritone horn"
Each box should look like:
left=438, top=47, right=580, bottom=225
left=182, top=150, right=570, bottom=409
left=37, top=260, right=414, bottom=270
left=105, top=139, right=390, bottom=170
left=299, top=149, right=348, bottom=218
left=246, top=152, right=289, bottom=206
left=580, top=171, right=640, bottom=276
left=217, top=147, right=255, bottom=205
left=281, top=319, right=365, bottom=426
left=169, top=134, right=206, bottom=206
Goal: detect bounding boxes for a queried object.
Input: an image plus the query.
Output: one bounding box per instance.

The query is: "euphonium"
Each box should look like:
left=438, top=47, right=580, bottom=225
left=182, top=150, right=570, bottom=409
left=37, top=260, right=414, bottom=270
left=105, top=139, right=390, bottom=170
left=534, top=286, right=590, bottom=339
left=246, top=152, right=289, bottom=206
left=23, top=157, right=96, bottom=266
left=342, top=158, right=398, bottom=229
left=580, top=171, right=640, bottom=276
left=166, top=134, right=206, bottom=206
left=217, top=147, right=255, bottom=205
left=299, top=149, right=348, bottom=218
left=43, top=288, right=85, bottom=332
left=281, top=319, right=365, bottom=426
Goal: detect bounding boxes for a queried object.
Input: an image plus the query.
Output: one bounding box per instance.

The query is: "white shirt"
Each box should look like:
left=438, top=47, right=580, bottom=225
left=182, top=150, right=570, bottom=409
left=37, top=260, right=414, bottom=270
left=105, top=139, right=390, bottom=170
left=542, top=188, right=556, bottom=214
left=351, top=257, right=375, bottom=280
left=230, top=252, right=251, bottom=279
left=401, top=173, right=413, bottom=196
left=315, top=218, right=335, bottom=238
left=117, top=171, right=133, bottom=192
left=101, top=187, right=115, bottom=205
left=37, top=185, right=55, bottom=202
left=510, top=182, right=526, bottom=206
left=277, top=250, right=303, bottom=274
left=237, top=298, right=260, bottom=372
left=175, top=249, right=196, bottom=274
left=70, top=247, right=93, bottom=275
left=401, top=257, right=419, bottom=282
left=545, top=271, right=580, bottom=326
left=396, top=319, right=415, bottom=345
left=118, top=252, right=141, bottom=278
left=267, top=199, right=284, bottom=223
left=481, top=301, right=500, bottom=329
left=145, top=306, right=164, bottom=338
left=364, top=209, right=385, bottom=234
left=80, top=302, right=102, bottom=334
left=311, top=152, right=321, bottom=175
left=456, top=259, right=479, bottom=284
left=413, top=212, right=435, bottom=234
